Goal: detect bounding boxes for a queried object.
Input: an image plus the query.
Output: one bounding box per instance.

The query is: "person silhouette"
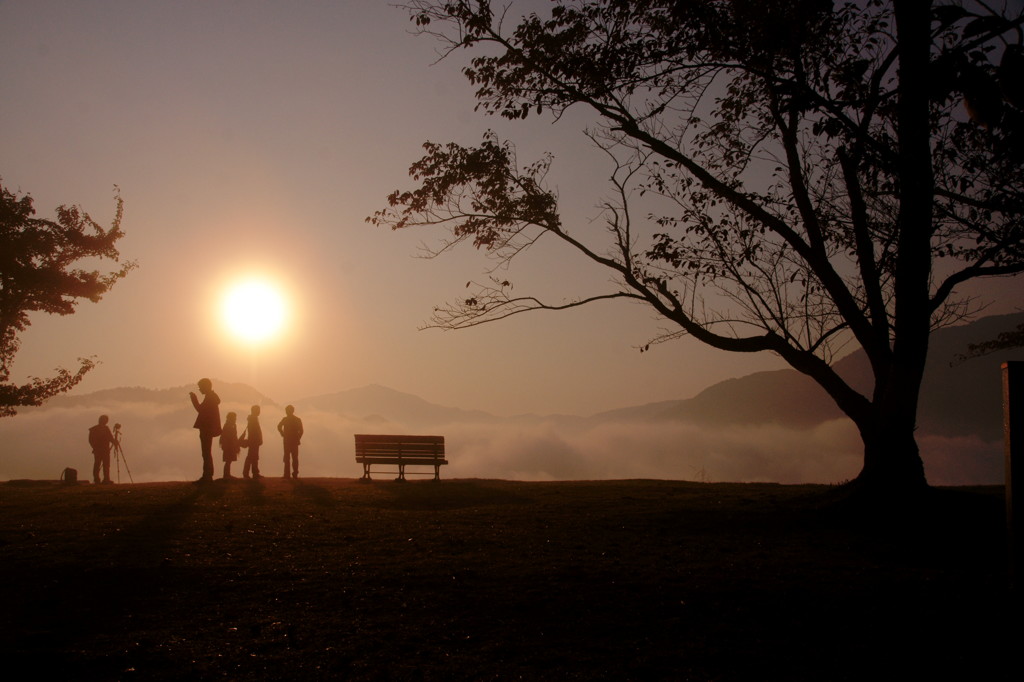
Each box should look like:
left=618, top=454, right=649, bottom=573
left=219, top=412, right=240, bottom=479
left=87, top=415, right=115, bottom=484
left=189, top=378, right=222, bottom=483
left=277, top=405, right=304, bottom=479
left=242, top=404, right=263, bottom=480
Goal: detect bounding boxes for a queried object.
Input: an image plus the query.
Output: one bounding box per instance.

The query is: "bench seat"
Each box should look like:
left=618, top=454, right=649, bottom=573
left=354, top=434, right=446, bottom=481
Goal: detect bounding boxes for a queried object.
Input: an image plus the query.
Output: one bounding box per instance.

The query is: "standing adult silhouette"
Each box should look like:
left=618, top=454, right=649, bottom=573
left=87, top=414, right=115, bottom=484
left=277, top=405, right=304, bottom=479
left=190, top=378, right=221, bottom=483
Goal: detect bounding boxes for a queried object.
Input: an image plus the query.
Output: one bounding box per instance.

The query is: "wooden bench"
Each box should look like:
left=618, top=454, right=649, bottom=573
left=354, top=434, right=447, bottom=481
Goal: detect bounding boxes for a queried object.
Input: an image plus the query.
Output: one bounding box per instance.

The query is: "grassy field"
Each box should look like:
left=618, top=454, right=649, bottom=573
left=0, top=477, right=1013, bottom=681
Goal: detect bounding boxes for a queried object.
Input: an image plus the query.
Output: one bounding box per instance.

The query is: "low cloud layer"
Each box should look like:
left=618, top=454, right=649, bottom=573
left=0, top=400, right=1003, bottom=486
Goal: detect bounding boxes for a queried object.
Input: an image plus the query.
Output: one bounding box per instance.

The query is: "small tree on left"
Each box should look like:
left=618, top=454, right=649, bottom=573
left=0, top=181, right=134, bottom=417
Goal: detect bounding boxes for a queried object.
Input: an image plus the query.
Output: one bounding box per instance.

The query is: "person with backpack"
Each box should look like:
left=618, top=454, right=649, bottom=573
left=242, top=404, right=263, bottom=480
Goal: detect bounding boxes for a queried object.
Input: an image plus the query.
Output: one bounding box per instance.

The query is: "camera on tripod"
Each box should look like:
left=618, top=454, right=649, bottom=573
left=111, top=423, right=132, bottom=484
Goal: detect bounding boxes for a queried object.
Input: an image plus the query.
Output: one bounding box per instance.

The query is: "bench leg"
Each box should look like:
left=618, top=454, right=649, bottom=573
left=397, top=463, right=406, bottom=482
left=361, top=463, right=372, bottom=481
left=433, top=465, right=440, bottom=481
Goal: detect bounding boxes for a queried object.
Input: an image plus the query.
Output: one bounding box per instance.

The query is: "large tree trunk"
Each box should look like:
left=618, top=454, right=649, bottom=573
left=846, top=1, right=933, bottom=500
left=856, top=417, right=928, bottom=494
left=851, top=355, right=930, bottom=496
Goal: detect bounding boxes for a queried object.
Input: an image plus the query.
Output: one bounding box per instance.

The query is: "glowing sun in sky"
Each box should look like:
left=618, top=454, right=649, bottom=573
left=221, top=278, right=288, bottom=344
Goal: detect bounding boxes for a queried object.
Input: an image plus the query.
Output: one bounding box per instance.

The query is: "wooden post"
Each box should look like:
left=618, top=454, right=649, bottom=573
left=1004, top=361, right=1024, bottom=584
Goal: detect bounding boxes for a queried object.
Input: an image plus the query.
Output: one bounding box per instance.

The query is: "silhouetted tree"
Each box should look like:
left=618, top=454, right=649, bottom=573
left=370, top=1, right=1024, bottom=495
left=0, top=182, right=134, bottom=417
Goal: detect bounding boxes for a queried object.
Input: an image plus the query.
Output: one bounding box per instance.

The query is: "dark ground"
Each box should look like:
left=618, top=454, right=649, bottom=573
left=0, top=477, right=1014, bottom=681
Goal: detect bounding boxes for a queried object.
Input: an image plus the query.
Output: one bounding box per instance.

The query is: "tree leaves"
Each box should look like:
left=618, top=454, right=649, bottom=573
left=369, top=130, right=560, bottom=253
left=0, top=182, right=134, bottom=417
left=383, top=2, right=1024, bottom=487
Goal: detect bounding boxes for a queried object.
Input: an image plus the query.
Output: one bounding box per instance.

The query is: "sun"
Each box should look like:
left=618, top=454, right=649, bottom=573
left=221, top=278, right=288, bottom=344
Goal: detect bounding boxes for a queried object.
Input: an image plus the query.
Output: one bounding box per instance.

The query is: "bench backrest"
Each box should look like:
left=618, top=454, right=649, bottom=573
left=354, top=434, right=445, bottom=459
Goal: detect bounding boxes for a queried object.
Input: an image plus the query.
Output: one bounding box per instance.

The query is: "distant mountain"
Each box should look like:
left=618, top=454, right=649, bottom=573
left=916, top=313, right=1024, bottom=438
left=593, top=368, right=845, bottom=427
left=4, top=314, right=1019, bottom=485
left=46, top=381, right=277, bottom=410
left=30, top=313, right=1024, bottom=441
left=593, top=312, right=1024, bottom=441
left=294, top=384, right=498, bottom=429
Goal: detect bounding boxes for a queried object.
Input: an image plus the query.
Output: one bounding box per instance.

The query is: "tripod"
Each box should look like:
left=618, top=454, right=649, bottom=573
left=112, top=424, right=134, bottom=484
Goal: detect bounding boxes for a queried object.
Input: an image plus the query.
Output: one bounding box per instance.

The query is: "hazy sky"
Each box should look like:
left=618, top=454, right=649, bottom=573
left=1, top=0, right=1019, bottom=417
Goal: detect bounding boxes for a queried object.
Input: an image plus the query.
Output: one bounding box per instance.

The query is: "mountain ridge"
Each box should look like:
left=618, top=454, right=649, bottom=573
left=5, top=313, right=1021, bottom=485
left=588, top=311, right=1024, bottom=441
left=33, top=312, right=1024, bottom=440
